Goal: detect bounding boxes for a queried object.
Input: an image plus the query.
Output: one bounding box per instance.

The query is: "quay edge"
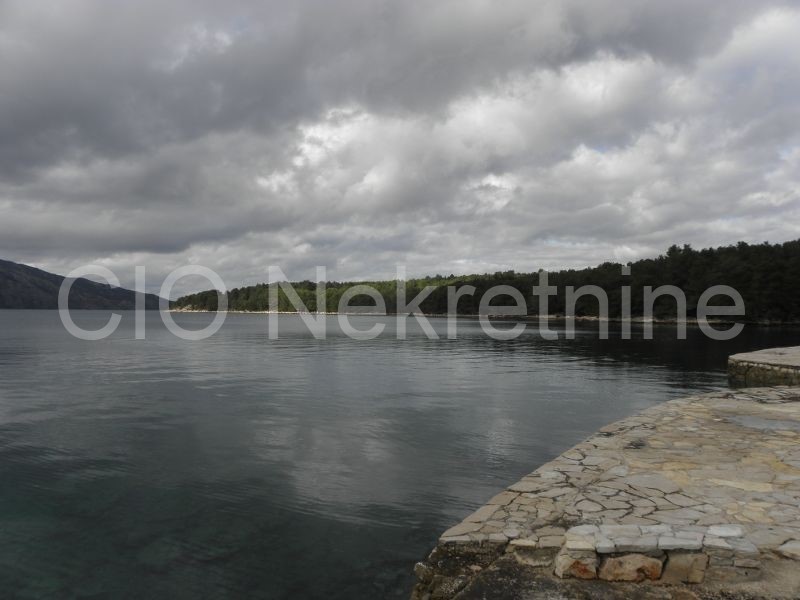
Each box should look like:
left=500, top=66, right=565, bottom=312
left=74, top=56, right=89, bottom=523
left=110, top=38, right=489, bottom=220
left=728, top=346, right=800, bottom=386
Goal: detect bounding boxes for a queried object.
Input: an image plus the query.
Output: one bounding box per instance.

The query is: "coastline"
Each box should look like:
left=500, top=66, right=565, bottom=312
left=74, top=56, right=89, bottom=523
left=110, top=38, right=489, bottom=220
left=167, top=309, right=794, bottom=327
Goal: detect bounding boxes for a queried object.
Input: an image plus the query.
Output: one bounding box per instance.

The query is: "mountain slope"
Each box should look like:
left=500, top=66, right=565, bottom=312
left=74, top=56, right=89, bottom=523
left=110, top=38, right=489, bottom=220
left=0, top=259, right=161, bottom=309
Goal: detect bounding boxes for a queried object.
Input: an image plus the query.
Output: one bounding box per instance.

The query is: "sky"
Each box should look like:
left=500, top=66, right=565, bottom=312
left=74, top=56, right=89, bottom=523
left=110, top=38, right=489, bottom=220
left=1, top=0, right=799, bottom=297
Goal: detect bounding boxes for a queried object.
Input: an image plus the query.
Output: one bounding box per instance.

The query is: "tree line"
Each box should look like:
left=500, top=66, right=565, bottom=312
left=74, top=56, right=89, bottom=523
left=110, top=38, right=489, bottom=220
left=171, top=240, right=800, bottom=322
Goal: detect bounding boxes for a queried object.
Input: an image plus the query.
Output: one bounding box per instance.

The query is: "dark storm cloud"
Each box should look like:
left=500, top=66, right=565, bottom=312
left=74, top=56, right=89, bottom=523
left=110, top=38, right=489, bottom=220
left=0, top=0, right=772, bottom=176
left=0, top=0, right=799, bottom=295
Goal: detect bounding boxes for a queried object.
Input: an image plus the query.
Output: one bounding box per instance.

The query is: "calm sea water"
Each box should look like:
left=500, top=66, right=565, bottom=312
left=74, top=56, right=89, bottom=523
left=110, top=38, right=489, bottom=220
left=1, top=311, right=799, bottom=599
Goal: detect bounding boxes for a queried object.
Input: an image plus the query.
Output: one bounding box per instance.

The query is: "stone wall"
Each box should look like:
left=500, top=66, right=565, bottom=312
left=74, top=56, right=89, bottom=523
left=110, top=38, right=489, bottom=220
left=728, top=346, right=800, bottom=387
left=729, top=361, right=800, bottom=386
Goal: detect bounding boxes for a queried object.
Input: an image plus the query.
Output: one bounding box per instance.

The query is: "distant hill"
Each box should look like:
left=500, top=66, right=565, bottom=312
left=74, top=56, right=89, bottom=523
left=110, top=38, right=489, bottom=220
left=173, top=240, right=800, bottom=323
left=0, top=259, right=161, bottom=309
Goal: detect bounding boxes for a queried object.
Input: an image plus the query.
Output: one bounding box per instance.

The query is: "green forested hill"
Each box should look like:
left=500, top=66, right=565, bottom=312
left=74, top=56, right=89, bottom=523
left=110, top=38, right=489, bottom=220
left=173, top=240, right=800, bottom=322
left=0, top=259, right=161, bottom=309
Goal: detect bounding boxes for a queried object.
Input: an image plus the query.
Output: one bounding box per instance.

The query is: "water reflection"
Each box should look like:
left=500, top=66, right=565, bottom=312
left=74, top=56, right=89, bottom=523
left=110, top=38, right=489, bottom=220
left=0, top=311, right=798, bottom=599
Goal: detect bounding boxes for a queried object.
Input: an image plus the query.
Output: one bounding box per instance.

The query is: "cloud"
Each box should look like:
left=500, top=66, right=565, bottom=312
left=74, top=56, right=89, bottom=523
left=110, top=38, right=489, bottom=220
left=0, top=0, right=798, bottom=296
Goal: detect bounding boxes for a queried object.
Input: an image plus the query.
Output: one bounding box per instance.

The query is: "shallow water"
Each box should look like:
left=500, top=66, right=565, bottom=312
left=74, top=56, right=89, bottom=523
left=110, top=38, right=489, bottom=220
left=0, top=311, right=798, bottom=599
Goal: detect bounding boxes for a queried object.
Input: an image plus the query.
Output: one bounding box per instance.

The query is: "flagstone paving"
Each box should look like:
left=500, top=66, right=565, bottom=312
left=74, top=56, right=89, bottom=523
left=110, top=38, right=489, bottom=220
left=411, top=386, right=800, bottom=599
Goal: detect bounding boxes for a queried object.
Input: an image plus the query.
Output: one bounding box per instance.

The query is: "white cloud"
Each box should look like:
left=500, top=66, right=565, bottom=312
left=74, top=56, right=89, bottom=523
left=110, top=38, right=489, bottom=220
left=0, top=0, right=799, bottom=295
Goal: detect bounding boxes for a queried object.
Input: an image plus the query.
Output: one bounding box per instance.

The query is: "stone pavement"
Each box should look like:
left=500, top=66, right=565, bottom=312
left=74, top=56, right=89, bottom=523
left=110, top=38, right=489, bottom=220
left=411, top=387, right=800, bottom=599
